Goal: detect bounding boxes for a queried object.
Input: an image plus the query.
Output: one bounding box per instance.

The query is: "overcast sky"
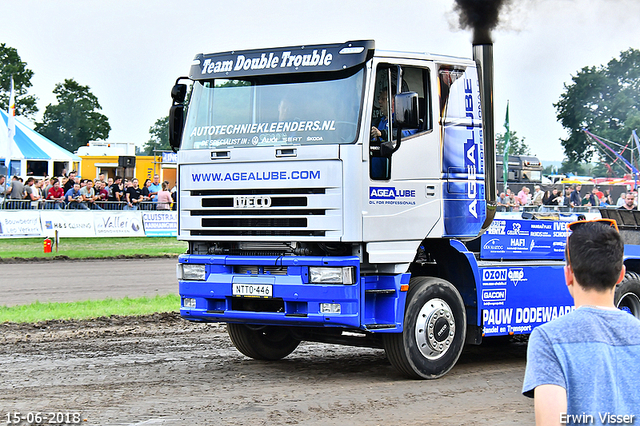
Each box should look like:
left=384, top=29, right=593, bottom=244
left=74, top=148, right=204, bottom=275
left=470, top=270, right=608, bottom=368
left=2, top=0, right=640, bottom=162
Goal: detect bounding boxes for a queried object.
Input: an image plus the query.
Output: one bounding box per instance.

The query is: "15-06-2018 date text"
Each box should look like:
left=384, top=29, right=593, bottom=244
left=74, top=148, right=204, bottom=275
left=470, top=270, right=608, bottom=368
left=4, top=412, right=83, bottom=425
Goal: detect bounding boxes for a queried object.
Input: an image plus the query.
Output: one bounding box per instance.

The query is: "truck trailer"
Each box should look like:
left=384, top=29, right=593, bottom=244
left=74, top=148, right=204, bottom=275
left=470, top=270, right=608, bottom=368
left=170, top=40, right=640, bottom=379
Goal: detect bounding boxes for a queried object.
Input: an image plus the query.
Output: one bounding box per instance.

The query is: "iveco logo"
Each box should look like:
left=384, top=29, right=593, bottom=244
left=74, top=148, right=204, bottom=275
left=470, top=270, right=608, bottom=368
left=234, top=195, right=272, bottom=208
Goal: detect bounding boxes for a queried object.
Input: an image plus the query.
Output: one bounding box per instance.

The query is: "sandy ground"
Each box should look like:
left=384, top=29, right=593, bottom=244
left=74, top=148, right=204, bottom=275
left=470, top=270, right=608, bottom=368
left=1, top=258, right=534, bottom=425
left=1, top=313, right=534, bottom=426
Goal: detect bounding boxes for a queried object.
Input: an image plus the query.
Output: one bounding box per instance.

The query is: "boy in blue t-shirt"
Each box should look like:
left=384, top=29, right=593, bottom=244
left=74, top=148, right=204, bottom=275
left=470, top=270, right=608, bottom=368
left=523, top=220, right=640, bottom=424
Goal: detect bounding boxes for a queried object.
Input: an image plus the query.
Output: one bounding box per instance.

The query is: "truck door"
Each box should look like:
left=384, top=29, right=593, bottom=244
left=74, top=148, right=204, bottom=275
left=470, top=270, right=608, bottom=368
left=364, top=61, right=441, bottom=243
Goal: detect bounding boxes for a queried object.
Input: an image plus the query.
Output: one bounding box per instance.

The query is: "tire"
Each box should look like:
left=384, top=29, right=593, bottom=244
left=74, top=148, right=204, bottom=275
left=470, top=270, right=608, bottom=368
left=615, top=272, right=640, bottom=319
left=383, top=277, right=466, bottom=379
left=227, top=324, right=300, bottom=361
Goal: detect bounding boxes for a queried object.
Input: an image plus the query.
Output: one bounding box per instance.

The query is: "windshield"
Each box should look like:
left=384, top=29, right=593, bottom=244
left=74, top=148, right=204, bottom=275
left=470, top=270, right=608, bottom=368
left=182, top=68, right=364, bottom=150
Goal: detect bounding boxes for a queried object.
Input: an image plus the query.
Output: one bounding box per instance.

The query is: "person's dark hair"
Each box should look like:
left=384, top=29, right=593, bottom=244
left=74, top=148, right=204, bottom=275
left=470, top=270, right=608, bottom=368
left=566, top=222, right=624, bottom=291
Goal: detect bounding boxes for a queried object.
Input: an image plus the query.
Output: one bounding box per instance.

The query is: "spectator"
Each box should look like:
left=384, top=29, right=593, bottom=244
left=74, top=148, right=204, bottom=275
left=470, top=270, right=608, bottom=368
left=517, top=186, right=531, bottom=206
left=171, top=184, right=177, bottom=211
left=43, top=177, right=55, bottom=196
left=523, top=220, right=640, bottom=422
left=108, top=176, right=124, bottom=205
left=97, top=173, right=106, bottom=183
left=79, top=180, right=102, bottom=210
left=64, top=183, right=88, bottom=210
left=156, top=181, right=173, bottom=210
left=0, top=175, right=6, bottom=205
left=531, top=185, right=544, bottom=206
left=604, top=189, right=614, bottom=206
left=497, top=192, right=508, bottom=206
left=148, top=174, right=162, bottom=203
left=619, top=192, right=635, bottom=211
left=95, top=181, right=109, bottom=203
left=580, top=190, right=596, bottom=207
left=124, top=178, right=143, bottom=210
left=569, top=184, right=582, bottom=208
left=24, top=177, right=41, bottom=209
left=562, top=186, right=573, bottom=207
left=141, top=178, right=152, bottom=200
left=544, top=188, right=563, bottom=206
left=46, top=178, right=65, bottom=209
left=63, top=171, right=76, bottom=193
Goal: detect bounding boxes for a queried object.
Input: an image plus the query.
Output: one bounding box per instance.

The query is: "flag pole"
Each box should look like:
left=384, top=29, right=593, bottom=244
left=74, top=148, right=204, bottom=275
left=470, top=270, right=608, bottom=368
left=503, top=100, right=510, bottom=193
left=7, top=76, right=16, bottom=176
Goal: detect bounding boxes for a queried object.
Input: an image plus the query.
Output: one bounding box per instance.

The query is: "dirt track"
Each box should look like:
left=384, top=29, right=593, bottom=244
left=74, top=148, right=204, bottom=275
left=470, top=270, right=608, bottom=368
left=1, top=312, right=533, bottom=425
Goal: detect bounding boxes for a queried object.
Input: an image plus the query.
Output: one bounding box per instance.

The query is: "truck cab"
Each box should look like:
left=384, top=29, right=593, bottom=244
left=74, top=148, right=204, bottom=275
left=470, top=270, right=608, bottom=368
left=171, top=40, right=603, bottom=380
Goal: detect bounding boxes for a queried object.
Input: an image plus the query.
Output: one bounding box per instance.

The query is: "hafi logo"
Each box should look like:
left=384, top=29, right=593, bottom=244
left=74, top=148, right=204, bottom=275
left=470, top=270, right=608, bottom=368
left=482, top=288, right=507, bottom=302
left=508, top=268, right=526, bottom=286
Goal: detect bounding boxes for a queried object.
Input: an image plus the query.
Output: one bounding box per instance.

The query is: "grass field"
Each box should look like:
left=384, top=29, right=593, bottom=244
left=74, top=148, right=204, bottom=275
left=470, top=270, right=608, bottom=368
left=0, top=294, right=180, bottom=323
left=0, top=237, right=187, bottom=259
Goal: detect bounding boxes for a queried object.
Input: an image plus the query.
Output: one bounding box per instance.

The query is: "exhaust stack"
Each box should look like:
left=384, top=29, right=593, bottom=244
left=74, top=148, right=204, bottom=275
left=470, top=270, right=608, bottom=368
left=473, top=43, right=497, bottom=230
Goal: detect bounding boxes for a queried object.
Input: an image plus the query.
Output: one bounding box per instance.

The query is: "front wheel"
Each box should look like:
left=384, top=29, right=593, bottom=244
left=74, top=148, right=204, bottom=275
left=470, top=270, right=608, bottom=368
left=383, top=277, right=466, bottom=379
left=615, top=272, right=640, bottom=319
left=227, top=324, right=300, bottom=360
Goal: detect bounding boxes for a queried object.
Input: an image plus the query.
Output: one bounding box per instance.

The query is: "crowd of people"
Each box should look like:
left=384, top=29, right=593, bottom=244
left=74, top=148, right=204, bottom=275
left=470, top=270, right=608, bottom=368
left=497, top=184, right=638, bottom=212
left=0, top=172, right=176, bottom=211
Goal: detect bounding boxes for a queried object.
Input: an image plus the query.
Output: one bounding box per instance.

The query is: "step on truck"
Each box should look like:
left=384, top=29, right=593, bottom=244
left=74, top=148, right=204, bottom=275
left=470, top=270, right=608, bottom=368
left=169, top=40, right=640, bottom=379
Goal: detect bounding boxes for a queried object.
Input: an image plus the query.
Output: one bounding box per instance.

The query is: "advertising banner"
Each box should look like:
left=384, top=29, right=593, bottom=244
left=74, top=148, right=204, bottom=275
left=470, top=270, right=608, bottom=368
left=93, top=211, right=145, bottom=237
left=481, top=219, right=569, bottom=260
left=479, top=264, right=573, bottom=337
left=0, top=211, right=42, bottom=237
left=40, top=211, right=95, bottom=237
left=141, top=211, right=178, bottom=237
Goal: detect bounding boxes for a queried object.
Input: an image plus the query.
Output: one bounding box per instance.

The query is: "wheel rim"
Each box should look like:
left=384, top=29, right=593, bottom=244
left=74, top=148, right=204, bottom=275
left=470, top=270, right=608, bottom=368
left=617, top=291, right=640, bottom=318
left=415, top=298, right=456, bottom=360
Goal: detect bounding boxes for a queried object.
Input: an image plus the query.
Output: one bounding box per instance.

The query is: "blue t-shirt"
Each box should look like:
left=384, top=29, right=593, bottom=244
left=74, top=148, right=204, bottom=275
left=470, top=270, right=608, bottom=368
left=64, top=188, right=80, bottom=203
left=148, top=182, right=162, bottom=202
left=523, top=307, right=640, bottom=423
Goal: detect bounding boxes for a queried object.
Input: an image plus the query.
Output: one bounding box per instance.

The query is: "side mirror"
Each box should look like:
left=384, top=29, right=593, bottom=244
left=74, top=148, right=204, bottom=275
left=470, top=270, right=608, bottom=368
left=171, top=84, right=187, bottom=103
left=169, top=79, right=189, bottom=153
left=169, top=105, right=184, bottom=153
left=394, top=92, right=419, bottom=128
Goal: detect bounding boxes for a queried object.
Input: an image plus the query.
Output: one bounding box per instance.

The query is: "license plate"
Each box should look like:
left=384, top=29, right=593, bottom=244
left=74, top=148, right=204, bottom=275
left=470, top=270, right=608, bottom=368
left=232, top=284, right=273, bottom=298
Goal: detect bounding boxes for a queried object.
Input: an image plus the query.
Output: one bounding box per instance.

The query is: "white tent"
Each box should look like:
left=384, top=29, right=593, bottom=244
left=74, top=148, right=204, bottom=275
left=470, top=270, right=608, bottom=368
left=0, top=109, right=80, bottom=177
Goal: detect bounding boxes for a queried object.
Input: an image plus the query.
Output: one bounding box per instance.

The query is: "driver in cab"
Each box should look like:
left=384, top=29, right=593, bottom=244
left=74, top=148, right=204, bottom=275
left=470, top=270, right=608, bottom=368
left=371, top=87, right=417, bottom=142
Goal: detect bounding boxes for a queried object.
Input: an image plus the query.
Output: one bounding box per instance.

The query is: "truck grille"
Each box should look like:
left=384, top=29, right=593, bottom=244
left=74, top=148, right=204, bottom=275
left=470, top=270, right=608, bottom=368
left=184, top=187, right=340, bottom=238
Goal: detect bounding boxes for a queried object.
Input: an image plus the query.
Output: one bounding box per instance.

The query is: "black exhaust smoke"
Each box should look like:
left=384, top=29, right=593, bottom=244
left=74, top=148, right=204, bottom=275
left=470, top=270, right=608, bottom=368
left=454, top=0, right=511, bottom=230
left=454, top=0, right=511, bottom=44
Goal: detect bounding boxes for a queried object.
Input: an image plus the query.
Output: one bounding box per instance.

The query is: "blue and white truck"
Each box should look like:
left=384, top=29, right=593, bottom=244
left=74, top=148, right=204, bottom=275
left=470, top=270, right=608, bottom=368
left=170, top=40, right=640, bottom=379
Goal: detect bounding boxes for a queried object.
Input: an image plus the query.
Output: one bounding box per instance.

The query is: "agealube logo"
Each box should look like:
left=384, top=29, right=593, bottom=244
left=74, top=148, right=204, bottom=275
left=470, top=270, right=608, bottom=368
left=369, top=187, right=416, bottom=200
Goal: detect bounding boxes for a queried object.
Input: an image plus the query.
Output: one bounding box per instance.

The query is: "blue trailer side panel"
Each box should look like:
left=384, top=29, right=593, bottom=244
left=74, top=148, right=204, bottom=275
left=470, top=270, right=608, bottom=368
left=478, top=264, right=573, bottom=336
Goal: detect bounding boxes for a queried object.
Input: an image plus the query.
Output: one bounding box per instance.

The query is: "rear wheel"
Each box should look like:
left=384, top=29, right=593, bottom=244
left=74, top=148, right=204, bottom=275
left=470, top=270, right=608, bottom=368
left=615, top=272, right=640, bottom=319
left=383, top=277, right=466, bottom=379
left=227, top=324, right=300, bottom=360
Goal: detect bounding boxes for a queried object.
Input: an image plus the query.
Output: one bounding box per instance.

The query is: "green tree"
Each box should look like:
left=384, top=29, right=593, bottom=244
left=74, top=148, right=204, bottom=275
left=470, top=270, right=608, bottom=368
left=142, top=116, right=170, bottom=155
left=0, top=43, right=38, bottom=118
left=496, top=130, right=530, bottom=155
left=555, top=48, right=640, bottom=164
left=35, top=79, right=110, bottom=152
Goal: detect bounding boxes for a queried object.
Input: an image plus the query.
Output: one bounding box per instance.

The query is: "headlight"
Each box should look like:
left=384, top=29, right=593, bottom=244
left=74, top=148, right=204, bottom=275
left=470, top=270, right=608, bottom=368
left=181, top=264, right=206, bottom=281
left=309, top=266, right=356, bottom=284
